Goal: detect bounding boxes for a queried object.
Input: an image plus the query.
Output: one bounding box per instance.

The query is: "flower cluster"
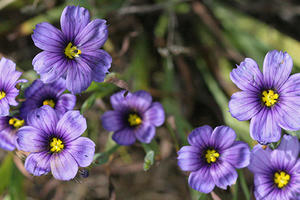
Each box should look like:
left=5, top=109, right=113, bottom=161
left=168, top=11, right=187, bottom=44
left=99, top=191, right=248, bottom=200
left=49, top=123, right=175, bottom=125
left=1, top=3, right=300, bottom=200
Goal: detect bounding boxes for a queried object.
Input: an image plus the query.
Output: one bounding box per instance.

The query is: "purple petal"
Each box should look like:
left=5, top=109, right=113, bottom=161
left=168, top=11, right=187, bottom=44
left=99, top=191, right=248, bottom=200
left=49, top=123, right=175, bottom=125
left=0, top=99, right=10, bottom=116
left=82, top=49, right=112, bottom=82
left=253, top=174, right=275, bottom=200
left=32, top=22, right=65, bottom=52
left=250, top=107, right=281, bottom=144
left=188, top=166, right=215, bottom=193
left=248, top=144, right=273, bottom=174
left=56, top=110, right=87, bottom=142
left=66, top=60, right=92, bottom=94
left=0, top=57, right=16, bottom=75
left=230, top=58, right=263, bottom=92
left=32, top=51, right=65, bottom=77
left=277, top=96, right=300, bottom=131
left=177, top=146, right=202, bottom=171
left=228, top=91, right=261, bottom=121
left=263, top=50, right=293, bottom=89
left=67, top=137, right=95, bottom=167
left=210, top=161, right=238, bottom=189
left=25, top=152, right=51, bottom=176
left=135, top=124, right=155, bottom=144
left=0, top=128, right=16, bottom=151
left=210, top=126, right=236, bottom=149
left=279, top=73, right=300, bottom=94
left=55, top=93, right=76, bottom=114
left=112, top=128, right=136, bottom=146
left=187, top=125, right=213, bottom=147
left=277, top=134, right=299, bottom=162
left=221, top=141, right=250, bottom=168
left=50, top=151, right=78, bottom=181
left=27, top=106, right=58, bottom=135
left=75, top=19, right=108, bottom=51
left=126, top=90, right=153, bottom=112
left=60, top=6, right=90, bottom=41
left=110, top=90, right=131, bottom=110
left=40, top=58, right=68, bottom=83
left=101, top=111, right=124, bottom=132
left=144, top=102, right=165, bottom=126
left=270, top=150, right=295, bottom=173
left=17, top=126, right=47, bottom=152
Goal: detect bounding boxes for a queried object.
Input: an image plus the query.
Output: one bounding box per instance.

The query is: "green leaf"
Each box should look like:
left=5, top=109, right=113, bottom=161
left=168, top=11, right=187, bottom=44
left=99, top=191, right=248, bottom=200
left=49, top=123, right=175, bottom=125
left=0, top=154, right=13, bottom=195
left=143, top=150, right=155, bottom=171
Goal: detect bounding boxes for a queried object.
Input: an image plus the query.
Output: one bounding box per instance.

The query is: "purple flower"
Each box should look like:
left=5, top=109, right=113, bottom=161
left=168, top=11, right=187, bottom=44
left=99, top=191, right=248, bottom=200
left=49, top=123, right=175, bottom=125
left=248, top=135, right=300, bottom=200
left=229, top=50, right=300, bottom=144
left=0, top=57, right=25, bottom=116
left=101, top=90, right=165, bottom=145
left=20, top=79, right=76, bottom=119
left=32, top=6, right=112, bottom=94
left=17, top=106, right=95, bottom=181
left=0, top=116, right=25, bottom=151
left=177, top=125, right=250, bottom=193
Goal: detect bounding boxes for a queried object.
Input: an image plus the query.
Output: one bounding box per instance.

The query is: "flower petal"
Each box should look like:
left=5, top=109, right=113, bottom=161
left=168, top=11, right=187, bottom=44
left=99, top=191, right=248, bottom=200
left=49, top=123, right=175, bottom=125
left=228, top=91, right=261, bottom=121
left=210, top=125, right=236, bottom=149
left=56, top=110, right=87, bottom=142
left=248, top=144, right=273, bottom=174
left=277, top=134, right=299, bottom=162
left=32, top=51, right=66, bottom=77
left=67, top=137, right=95, bottom=167
left=25, top=152, right=51, bottom=176
left=110, top=90, right=131, bottom=110
left=135, top=124, right=155, bottom=144
left=75, top=19, right=108, bottom=50
left=40, top=58, right=68, bottom=83
left=230, top=58, right=263, bottom=92
left=32, top=22, right=65, bottom=52
left=177, top=146, right=202, bottom=171
left=27, top=106, right=58, bottom=135
left=82, top=49, right=112, bottom=82
left=250, top=107, right=281, bottom=144
left=55, top=93, right=76, bottom=114
left=221, top=141, right=250, bottom=168
left=60, top=6, right=90, bottom=41
left=187, top=125, right=213, bottom=147
left=101, top=111, right=124, bottom=132
left=253, top=174, right=275, bottom=200
left=210, top=161, right=238, bottom=189
left=144, top=102, right=165, bottom=126
left=50, top=151, right=78, bottom=181
left=263, top=50, right=293, bottom=89
left=112, top=128, right=136, bottom=146
left=66, top=60, right=92, bottom=94
left=17, top=126, right=47, bottom=152
left=127, top=90, right=153, bottom=112
left=277, top=96, right=300, bottom=131
left=0, top=128, right=16, bottom=151
left=188, top=166, right=215, bottom=193
left=0, top=99, right=10, bottom=116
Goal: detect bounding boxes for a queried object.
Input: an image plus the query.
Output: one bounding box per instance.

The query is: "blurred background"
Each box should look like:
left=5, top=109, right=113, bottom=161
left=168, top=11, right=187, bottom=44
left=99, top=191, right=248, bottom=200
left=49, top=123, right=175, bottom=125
left=1, top=0, right=300, bottom=199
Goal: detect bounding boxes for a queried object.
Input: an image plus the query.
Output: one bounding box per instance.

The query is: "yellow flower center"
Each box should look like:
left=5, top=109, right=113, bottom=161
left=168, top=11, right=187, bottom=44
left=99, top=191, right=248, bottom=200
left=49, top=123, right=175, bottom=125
left=205, top=149, right=220, bottom=164
left=0, top=91, right=6, bottom=100
left=262, top=90, right=279, bottom=107
left=274, top=171, right=290, bottom=188
left=64, top=42, right=81, bottom=59
left=50, top=138, right=64, bottom=153
left=43, top=99, right=55, bottom=108
left=128, top=114, right=142, bottom=126
left=8, top=118, right=24, bottom=129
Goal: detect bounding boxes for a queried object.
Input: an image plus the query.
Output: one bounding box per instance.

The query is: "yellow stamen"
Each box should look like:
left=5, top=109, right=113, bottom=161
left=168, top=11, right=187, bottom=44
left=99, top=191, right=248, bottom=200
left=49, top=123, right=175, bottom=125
left=0, top=91, right=6, bottom=100
left=43, top=99, right=55, bottom=108
left=262, top=90, right=279, bottom=107
left=64, top=42, right=81, bottom=59
left=50, top=138, right=64, bottom=153
left=128, top=114, right=142, bottom=126
left=8, top=118, right=24, bottom=129
left=274, top=171, right=290, bottom=188
left=205, top=149, right=220, bottom=163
